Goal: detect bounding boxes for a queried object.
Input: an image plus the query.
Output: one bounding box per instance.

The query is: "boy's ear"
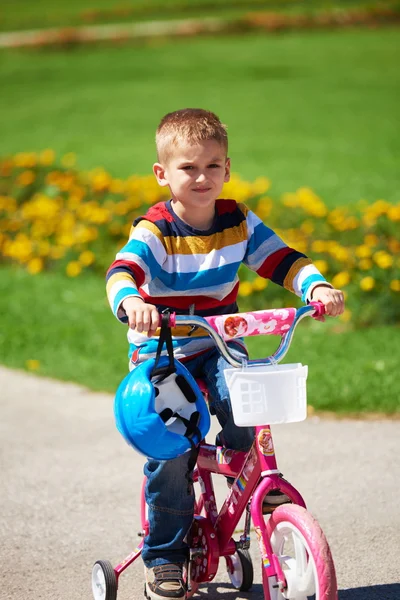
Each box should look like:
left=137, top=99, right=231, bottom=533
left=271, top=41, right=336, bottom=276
left=224, top=158, right=231, bottom=183
left=153, top=163, right=169, bottom=187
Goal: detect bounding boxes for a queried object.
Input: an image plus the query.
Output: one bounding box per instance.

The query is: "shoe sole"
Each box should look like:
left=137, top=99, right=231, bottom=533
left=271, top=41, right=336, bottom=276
left=144, top=582, right=186, bottom=600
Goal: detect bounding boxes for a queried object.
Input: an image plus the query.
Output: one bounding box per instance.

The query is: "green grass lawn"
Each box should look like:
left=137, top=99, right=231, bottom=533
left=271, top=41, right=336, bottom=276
left=1, top=27, right=399, bottom=415
left=1, top=28, right=399, bottom=205
left=1, top=267, right=398, bottom=415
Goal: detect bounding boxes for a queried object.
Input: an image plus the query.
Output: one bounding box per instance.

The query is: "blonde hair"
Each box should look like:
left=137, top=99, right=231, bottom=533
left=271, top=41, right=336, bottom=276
left=156, top=108, right=228, bottom=163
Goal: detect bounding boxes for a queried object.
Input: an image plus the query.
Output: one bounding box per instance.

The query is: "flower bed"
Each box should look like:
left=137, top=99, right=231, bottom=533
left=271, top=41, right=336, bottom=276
left=0, top=151, right=399, bottom=326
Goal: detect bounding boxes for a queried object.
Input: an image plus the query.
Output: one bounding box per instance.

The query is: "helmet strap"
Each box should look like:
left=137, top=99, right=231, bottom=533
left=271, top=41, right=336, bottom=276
left=150, top=311, right=175, bottom=383
left=151, top=310, right=203, bottom=492
left=158, top=409, right=202, bottom=495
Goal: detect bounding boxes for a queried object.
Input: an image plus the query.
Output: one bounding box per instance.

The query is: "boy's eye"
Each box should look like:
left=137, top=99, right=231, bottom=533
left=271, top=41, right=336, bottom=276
left=181, top=166, right=194, bottom=171
left=209, top=164, right=220, bottom=168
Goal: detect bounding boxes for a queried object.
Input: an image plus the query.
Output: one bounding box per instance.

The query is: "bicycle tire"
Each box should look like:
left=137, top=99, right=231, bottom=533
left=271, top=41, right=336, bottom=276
left=226, top=548, right=254, bottom=591
left=266, top=504, right=337, bottom=600
left=91, top=560, right=118, bottom=600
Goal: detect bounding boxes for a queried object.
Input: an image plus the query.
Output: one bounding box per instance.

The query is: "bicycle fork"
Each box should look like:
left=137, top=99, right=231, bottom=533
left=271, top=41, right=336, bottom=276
left=252, top=478, right=289, bottom=600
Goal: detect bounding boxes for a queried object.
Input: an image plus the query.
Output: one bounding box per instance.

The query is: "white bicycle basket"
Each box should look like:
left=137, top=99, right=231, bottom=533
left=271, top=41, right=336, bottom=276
left=224, top=363, right=308, bottom=426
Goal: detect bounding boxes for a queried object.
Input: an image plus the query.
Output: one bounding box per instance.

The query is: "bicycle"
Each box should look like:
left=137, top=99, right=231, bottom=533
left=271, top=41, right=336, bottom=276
left=92, top=301, right=337, bottom=600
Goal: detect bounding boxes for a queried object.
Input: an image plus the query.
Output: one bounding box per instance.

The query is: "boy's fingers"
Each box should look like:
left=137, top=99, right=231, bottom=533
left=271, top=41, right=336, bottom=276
left=135, top=313, right=143, bottom=332
left=151, top=308, right=160, bottom=330
left=142, top=311, right=150, bottom=331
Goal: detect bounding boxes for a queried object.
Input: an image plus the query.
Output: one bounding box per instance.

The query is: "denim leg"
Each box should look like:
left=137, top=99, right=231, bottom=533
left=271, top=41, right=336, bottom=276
left=142, top=453, right=195, bottom=567
left=142, top=343, right=254, bottom=567
left=203, top=344, right=255, bottom=452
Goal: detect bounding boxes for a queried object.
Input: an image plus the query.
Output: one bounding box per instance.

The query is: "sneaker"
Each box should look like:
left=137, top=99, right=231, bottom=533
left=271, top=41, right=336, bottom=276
left=144, top=563, right=186, bottom=600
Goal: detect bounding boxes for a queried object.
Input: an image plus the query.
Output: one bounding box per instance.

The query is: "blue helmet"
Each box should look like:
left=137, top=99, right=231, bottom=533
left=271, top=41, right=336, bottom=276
left=114, top=356, right=210, bottom=460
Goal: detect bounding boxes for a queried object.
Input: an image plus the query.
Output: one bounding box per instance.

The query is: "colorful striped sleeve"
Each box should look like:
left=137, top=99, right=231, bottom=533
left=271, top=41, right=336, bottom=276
left=106, top=221, right=167, bottom=322
left=241, top=205, right=328, bottom=302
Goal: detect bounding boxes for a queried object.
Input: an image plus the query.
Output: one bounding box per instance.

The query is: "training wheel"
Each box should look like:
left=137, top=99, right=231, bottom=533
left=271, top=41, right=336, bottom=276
left=91, top=560, right=118, bottom=600
left=226, top=548, right=254, bottom=591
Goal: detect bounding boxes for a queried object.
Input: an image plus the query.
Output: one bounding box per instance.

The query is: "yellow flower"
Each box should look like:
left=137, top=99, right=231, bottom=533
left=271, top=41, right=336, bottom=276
left=79, top=250, right=95, bottom=266
left=388, top=238, right=400, bottom=254
left=0, top=158, right=13, bottom=177
left=66, top=261, right=82, bottom=277
left=341, top=216, right=359, bottom=230
left=6, top=234, right=33, bottom=262
left=331, top=271, right=350, bottom=288
left=90, top=169, right=111, bottom=192
left=110, top=178, right=126, bottom=195
left=313, top=259, right=329, bottom=275
left=297, top=187, right=327, bottom=217
left=27, top=257, right=44, bottom=275
left=364, top=234, right=379, bottom=247
left=282, top=193, right=299, bottom=208
left=360, top=276, right=375, bottom=291
left=311, top=240, right=328, bottom=253
left=17, top=170, right=35, bottom=186
left=37, top=240, right=51, bottom=256
left=256, top=197, right=272, bottom=220
left=239, top=281, right=253, bottom=297
left=390, top=280, right=400, bottom=292
left=388, top=205, right=400, bottom=221
left=332, top=246, right=350, bottom=262
left=252, top=176, right=271, bottom=195
left=26, top=359, right=40, bottom=371
left=14, top=152, right=37, bottom=168
left=359, top=259, right=373, bottom=271
left=49, top=246, right=65, bottom=260
left=253, top=277, right=268, bottom=291
left=300, top=220, right=315, bottom=235
left=57, top=233, right=76, bottom=248
left=355, top=245, right=372, bottom=258
left=39, top=149, right=55, bottom=166
left=373, top=251, right=393, bottom=269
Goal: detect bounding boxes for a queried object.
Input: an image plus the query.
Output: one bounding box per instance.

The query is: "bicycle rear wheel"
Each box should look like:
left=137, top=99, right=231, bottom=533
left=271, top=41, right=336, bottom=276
left=266, top=505, right=337, bottom=600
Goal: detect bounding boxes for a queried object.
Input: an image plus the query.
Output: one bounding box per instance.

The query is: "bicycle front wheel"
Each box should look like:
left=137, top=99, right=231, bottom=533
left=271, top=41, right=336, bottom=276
left=266, top=505, right=337, bottom=600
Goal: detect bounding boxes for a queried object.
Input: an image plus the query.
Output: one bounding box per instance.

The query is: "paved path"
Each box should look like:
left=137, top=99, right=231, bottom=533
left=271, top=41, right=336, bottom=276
left=1, top=366, right=399, bottom=600
left=0, top=17, right=223, bottom=48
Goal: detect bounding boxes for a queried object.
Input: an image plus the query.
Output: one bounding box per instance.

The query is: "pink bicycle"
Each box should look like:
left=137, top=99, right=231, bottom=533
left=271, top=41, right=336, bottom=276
left=92, top=302, right=337, bottom=600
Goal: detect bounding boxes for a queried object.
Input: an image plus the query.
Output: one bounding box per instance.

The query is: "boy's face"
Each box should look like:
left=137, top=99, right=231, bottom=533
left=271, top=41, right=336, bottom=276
left=153, top=140, right=230, bottom=211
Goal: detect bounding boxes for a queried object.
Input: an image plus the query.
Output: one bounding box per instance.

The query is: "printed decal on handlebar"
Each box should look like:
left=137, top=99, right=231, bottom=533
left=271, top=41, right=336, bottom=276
left=206, top=308, right=296, bottom=340
left=257, top=428, right=275, bottom=456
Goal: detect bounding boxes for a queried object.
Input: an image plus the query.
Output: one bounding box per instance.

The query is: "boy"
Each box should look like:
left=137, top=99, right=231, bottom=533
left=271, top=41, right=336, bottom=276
left=106, top=108, right=345, bottom=600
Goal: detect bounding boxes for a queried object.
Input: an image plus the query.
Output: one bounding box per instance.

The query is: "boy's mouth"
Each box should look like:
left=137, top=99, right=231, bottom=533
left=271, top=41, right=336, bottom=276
left=193, top=187, right=211, bottom=193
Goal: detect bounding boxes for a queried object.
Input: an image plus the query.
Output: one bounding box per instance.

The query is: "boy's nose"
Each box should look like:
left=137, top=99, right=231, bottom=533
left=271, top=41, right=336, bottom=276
left=196, top=172, right=206, bottom=183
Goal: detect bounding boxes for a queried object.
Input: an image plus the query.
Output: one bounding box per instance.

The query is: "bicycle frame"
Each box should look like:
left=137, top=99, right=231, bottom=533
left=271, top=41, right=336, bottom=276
left=192, top=424, right=306, bottom=596
left=111, top=302, right=325, bottom=595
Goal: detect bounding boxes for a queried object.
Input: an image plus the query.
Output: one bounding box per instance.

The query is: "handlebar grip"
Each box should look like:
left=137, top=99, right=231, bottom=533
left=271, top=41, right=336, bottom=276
left=309, top=301, right=326, bottom=318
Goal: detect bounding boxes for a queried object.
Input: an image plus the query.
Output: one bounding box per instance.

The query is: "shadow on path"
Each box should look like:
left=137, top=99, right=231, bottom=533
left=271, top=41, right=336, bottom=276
left=198, top=583, right=400, bottom=599
left=339, top=584, right=400, bottom=600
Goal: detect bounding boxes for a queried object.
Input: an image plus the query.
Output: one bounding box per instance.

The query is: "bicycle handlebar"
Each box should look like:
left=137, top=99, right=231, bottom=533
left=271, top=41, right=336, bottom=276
left=166, top=302, right=325, bottom=368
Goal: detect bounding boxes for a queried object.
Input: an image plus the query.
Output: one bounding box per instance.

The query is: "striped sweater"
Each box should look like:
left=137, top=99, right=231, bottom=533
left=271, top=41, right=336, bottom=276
left=106, top=199, right=327, bottom=363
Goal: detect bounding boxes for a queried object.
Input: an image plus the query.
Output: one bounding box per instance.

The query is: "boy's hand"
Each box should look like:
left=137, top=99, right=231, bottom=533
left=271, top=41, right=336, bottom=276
left=121, top=297, right=160, bottom=337
left=311, top=285, right=345, bottom=318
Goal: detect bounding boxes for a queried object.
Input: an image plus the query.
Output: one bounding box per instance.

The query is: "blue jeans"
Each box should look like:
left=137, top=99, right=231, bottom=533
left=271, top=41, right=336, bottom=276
left=142, top=343, right=255, bottom=567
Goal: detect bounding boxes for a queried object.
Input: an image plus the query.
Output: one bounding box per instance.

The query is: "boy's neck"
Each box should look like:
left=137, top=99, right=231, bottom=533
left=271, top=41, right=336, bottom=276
left=170, top=199, right=216, bottom=231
